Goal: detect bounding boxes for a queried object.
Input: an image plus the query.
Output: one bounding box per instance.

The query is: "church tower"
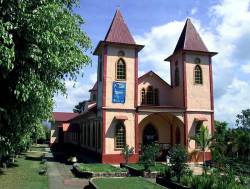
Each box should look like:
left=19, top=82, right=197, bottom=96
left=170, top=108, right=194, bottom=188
left=165, top=18, right=217, bottom=150
left=93, top=8, right=144, bottom=163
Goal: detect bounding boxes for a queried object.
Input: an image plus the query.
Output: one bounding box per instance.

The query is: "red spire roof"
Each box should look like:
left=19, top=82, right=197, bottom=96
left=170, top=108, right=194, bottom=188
left=165, top=18, right=217, bottom=61
left=173, top=18, right=208, bottom=53
left=104, top=8, right=135, bottom=44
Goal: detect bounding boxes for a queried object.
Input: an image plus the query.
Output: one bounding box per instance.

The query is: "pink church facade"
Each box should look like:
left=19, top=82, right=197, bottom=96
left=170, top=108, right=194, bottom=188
left=51, top=8, right=217, bottom=164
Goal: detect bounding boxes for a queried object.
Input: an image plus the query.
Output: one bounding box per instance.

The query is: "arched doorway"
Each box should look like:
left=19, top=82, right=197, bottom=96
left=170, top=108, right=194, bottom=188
left=143, top=124, right=158, bottom=146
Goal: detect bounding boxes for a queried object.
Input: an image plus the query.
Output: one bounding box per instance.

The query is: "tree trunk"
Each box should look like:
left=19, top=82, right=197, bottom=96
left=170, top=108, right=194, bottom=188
left=203, top=151, right=207, bottom=176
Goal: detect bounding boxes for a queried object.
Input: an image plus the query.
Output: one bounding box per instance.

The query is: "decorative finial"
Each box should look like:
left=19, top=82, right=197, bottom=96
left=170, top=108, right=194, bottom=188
left=186, top=11, right=190, bottom=18
left=117, top=4, right=120, bottom=10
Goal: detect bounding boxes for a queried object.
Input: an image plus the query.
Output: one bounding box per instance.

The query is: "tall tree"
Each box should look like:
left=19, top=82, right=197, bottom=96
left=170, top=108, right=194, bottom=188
left=189, top=125, right=216, bottom=176
left=73, top=100, right=87, bottom=113
left=236, top=109, right=250, bottom=128
left=0, top=0, right=92, bottom=162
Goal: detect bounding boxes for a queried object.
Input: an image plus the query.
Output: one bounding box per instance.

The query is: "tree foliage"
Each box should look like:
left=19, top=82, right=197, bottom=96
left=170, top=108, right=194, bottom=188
left=169, top=144, right=189, bottom=183
left=121, top=144, right=134, bottom=164
left=73, top=100, right=87, bottom=113
left=0, top=0, right=92, bottom=163
left=236, top=109, right=250, bottom=128
left=189, top=125, right=216, bottom=176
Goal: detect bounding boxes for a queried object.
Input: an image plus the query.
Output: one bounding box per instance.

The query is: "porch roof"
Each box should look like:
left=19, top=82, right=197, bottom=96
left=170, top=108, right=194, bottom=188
left=115, top=115, right=128, bottom=120
left=195, top=117, right=208, bottom=121
left=62, top=123, right=80, bottom=132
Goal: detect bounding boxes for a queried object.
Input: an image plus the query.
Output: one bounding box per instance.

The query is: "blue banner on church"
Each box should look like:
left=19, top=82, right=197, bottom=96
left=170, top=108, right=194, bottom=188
left=112, top=82, right=126, bottom=103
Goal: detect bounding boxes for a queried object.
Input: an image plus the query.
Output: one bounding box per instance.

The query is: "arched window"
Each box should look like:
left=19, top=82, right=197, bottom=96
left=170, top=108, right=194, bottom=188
left=154, top=89, right=159, bottom=105
left=141, top=88, right=145, bottom=105
left=195, top=122, right=202, bottom=149
left=116, top=58, right=126, bottom=80
left=175, top=67, right=179, bottom=86
left=143, top=124, right=158, bottom=145
left=146, top=86, right=153, bottom=104
left=115, top=123, right=126, bottom=149
left=175, top=127, right=181, bottom=144
left=194, top=65, right=202, bottom=84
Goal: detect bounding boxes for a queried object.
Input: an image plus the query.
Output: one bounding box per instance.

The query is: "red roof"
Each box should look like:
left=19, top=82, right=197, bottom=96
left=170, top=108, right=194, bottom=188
left=52, top=112, right=78, bottom=122
left=89, top=82, right=97, bottom=92
left=165, top=18, right=217, bottom=61
left=195, top=117, right=208, bottom=122
left=174, top=18, right=208, bottom=53
left=104, top=8, right=135, bottom=44
left=115, top=115, right=128, bottom=120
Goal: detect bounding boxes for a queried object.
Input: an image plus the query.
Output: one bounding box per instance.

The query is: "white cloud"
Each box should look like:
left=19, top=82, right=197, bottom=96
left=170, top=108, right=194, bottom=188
left=138, top=70, right=146, bottom=77
left=90, top=73, right=97, bottom=84
left=133, top=0, right=250, bottom=126
left=53, top=77, right=93, bottom=112
left=134, top=20, right=184, bottom=83
left=191, top=8, right=197, bottom=15
left=241, top=63, right=250, bottom=73
left=214, top=78, right=250, bottom=127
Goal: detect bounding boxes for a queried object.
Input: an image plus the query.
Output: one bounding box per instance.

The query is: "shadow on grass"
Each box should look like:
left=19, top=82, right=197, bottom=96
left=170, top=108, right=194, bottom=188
left=8, top=163, right=19, bottom=168
left=25, top=156, right=42, bottom=162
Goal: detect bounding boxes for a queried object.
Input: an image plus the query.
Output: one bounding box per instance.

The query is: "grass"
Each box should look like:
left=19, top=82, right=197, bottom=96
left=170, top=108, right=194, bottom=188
left=127, top=163, right=166, bottom=172
left=0, top=146, right=48, bottom=189
left=76, top=163, right=127, bottom=173
left=92, top=177, right=164, bottom=189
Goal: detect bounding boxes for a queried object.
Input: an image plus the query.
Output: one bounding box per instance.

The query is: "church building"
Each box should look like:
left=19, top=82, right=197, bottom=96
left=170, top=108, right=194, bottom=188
left=50, top=8, right=217, bottom=164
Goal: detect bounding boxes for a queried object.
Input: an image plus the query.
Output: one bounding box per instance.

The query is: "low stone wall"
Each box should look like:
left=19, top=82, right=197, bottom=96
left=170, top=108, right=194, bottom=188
left=156, top=176, right=189, bottom=189
left=73, top=164, right=128, bottom=178
left=120, top=163, right=159, bottom=178
left=89, top=178, right=99, bottom=189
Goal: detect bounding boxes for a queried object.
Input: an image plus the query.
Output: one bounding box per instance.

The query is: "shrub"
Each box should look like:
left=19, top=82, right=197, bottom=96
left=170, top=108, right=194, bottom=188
left=139, top=142, right=162, bottom=172
left=121, top=145, right=134, bottom=164
left=169, top=144, right=189, bottom=183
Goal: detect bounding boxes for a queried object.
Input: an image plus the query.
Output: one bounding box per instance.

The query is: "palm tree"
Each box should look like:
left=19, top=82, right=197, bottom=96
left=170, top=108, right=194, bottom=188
left=189, top=125, right=216, bottom=176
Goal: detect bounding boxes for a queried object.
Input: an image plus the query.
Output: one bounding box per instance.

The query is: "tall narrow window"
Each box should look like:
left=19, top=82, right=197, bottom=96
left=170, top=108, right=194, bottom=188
left=115, top=123, right=125, bottom=149
left=141, top=88, right=145, bottom=105
left=176, top=127, right=181, bottom=144
left=154, top=89, right=159, bottom=105
left=175, top=67, right=179, bottom=86
left=116, top=58, right=126, bottom=80
left=146, top=86, right=153, bottom=104
left=194, top=65, right=202, bottom=84
left=195, top=122, right=202, bottom=149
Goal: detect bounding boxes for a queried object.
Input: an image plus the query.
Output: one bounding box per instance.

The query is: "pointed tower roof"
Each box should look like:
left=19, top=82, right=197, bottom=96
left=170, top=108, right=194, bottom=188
left=104, top=7, right=135, bottom=44
left=93, top=8, right=144, bottom=55
left=165, top=18, right=217, bottom=61
left=174, top=18, right=208, bottom=53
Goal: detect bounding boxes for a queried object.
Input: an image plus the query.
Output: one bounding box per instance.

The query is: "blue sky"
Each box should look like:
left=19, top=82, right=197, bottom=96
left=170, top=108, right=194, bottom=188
left=54, top=0, right=250, bottom=127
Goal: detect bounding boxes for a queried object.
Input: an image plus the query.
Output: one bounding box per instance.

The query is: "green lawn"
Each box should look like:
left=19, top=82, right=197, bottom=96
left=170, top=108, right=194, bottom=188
left=0, top=149, right=48, bottom=189
left=93, top=177, right=164, bottom=189
left=127, top=163, right=166, bottom=172
left=76, top=163, right=127, bottom=173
